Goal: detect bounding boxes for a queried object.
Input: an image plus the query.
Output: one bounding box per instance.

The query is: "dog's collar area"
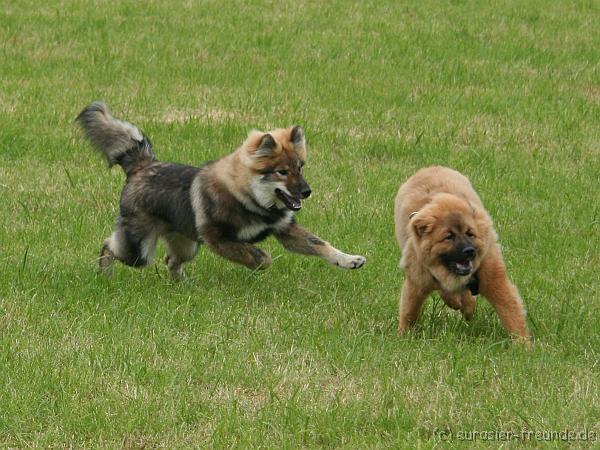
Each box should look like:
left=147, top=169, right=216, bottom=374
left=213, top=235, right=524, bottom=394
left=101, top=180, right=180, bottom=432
left=429, top=270, right=479, bottom=296
left=467, top=273, right=479, bottom=296
left=268, top=205, right=287, bottom=213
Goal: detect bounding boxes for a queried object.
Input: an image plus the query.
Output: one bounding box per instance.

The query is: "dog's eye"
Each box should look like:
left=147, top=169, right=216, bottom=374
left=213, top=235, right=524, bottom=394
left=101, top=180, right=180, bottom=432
left=276, top=169, right=288, bottom=176
left=445, top=233, right=455, bottom=241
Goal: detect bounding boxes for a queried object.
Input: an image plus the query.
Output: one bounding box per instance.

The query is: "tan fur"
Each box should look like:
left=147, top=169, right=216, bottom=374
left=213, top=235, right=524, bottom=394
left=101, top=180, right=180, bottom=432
left=394, top=166, right=530, bottom=342
left=211, top=126, right=306, bottom=210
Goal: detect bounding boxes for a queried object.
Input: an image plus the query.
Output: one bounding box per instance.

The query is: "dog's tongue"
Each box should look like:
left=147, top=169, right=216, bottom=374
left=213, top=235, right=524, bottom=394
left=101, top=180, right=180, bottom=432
left=276, top=189, right=302, bottom=211
left=455, top=260, right=473, bottom=275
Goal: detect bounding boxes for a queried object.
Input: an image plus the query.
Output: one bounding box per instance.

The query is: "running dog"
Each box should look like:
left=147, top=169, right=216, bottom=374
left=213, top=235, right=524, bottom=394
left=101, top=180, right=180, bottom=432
left=77, top=102, right=366, bottom=278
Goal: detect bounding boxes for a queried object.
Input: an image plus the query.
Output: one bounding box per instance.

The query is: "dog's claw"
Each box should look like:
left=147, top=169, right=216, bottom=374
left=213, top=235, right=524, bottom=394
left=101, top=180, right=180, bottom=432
left=336, top=254, right=366, bottom=270
left=351, top=256, right=367, bottom=269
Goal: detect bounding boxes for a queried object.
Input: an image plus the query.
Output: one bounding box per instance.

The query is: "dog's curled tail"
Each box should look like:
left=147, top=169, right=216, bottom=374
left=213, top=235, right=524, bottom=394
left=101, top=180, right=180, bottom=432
left=76, top=101, right=156, bottom=176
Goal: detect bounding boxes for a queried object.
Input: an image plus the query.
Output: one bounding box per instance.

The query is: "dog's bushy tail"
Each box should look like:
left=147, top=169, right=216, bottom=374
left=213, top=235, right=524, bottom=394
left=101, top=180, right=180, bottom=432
left=76, top=101, right=156, bottom=176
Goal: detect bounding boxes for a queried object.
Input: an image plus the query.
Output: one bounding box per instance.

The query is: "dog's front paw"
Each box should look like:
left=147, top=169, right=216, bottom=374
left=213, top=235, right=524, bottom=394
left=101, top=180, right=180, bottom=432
left=336, top=254, right=366, bottom=270
left=250, top=247, right=272, bottom=270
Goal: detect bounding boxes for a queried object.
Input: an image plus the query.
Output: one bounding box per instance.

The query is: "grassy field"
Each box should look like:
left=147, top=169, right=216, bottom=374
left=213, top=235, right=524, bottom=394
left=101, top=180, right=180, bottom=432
left=1, top=0, right=600, bottom=447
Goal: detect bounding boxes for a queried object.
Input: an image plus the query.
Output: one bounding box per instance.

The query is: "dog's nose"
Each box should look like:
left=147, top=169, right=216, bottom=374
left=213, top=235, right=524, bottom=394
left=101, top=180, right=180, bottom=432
left=301, top=187, right=312, bottom=199
left=462, top=246, right=476, bottom=259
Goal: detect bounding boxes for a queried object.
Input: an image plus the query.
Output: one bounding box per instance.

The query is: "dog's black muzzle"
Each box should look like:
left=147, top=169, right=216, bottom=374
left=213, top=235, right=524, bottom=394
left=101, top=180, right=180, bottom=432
left=298, top=178, right=312, bottom=199
left=276, top=177, right=311, bottom=211
left=442, top=240, right=477, bottom=276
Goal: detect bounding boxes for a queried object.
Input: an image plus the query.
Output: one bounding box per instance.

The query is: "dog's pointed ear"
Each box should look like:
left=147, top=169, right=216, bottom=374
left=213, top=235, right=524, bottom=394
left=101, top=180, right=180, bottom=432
left=254, top=133, right=277, bottom=157
left=411, top=214, right=432, bottom=239
left=290, top=125, right=305, bottom=149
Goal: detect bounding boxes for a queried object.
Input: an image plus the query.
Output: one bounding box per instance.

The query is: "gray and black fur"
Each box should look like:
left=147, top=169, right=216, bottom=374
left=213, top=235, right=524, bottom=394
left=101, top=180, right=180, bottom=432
left=76, top=102, right=366, bottom=278
left=77, top=102, right=155, bottom=175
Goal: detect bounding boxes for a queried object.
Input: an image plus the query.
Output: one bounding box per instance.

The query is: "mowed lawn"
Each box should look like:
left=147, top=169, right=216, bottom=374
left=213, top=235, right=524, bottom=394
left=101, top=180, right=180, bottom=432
left=1, top=0, right=599, bottom=447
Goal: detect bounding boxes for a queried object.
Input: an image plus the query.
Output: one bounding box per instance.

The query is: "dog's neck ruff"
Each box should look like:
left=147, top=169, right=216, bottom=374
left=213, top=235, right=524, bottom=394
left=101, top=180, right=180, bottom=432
left=429, top=269, right=479, bottom=296
left=240, top=188, right=283, bottom=217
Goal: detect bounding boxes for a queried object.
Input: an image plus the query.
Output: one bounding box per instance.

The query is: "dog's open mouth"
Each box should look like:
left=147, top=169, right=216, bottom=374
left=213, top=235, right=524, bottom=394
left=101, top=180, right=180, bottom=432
left=275, top=188, right=302, bottom=211
left=454, top=260, right=473, bottom=276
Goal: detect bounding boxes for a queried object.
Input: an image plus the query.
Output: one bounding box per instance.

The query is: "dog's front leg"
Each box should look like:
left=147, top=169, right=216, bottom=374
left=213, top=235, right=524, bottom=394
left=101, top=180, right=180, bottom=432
left=398, top=278, right=432, bottom=335
left=478, top=245, right=530, bottom=342
left=204, top=238, right=272, bottom=270
left=274, top=223, right=366, bottom=269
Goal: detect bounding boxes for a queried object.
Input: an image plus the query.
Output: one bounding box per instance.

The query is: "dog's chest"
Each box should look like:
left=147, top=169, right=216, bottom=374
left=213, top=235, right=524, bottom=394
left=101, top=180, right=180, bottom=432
left=236, top=211, right=294, bottom=242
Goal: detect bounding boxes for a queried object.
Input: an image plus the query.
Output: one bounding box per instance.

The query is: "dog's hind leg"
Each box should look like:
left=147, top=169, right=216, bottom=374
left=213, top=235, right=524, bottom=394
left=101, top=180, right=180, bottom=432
left=99, top=240, right=115, bottom=275
left=439, top=291, right=476, bottom=321
left=163, top=232, right=199, bottom=279
left=460, top=291, right=476, bottom=321
left=439, top=291, right=463, bottom=310
left=99, top=216, right=160, bottom=273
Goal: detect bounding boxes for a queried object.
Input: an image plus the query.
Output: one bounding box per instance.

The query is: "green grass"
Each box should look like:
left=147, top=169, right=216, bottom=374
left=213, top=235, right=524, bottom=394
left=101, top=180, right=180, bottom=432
left=1, top=0, right=600, bottom=447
